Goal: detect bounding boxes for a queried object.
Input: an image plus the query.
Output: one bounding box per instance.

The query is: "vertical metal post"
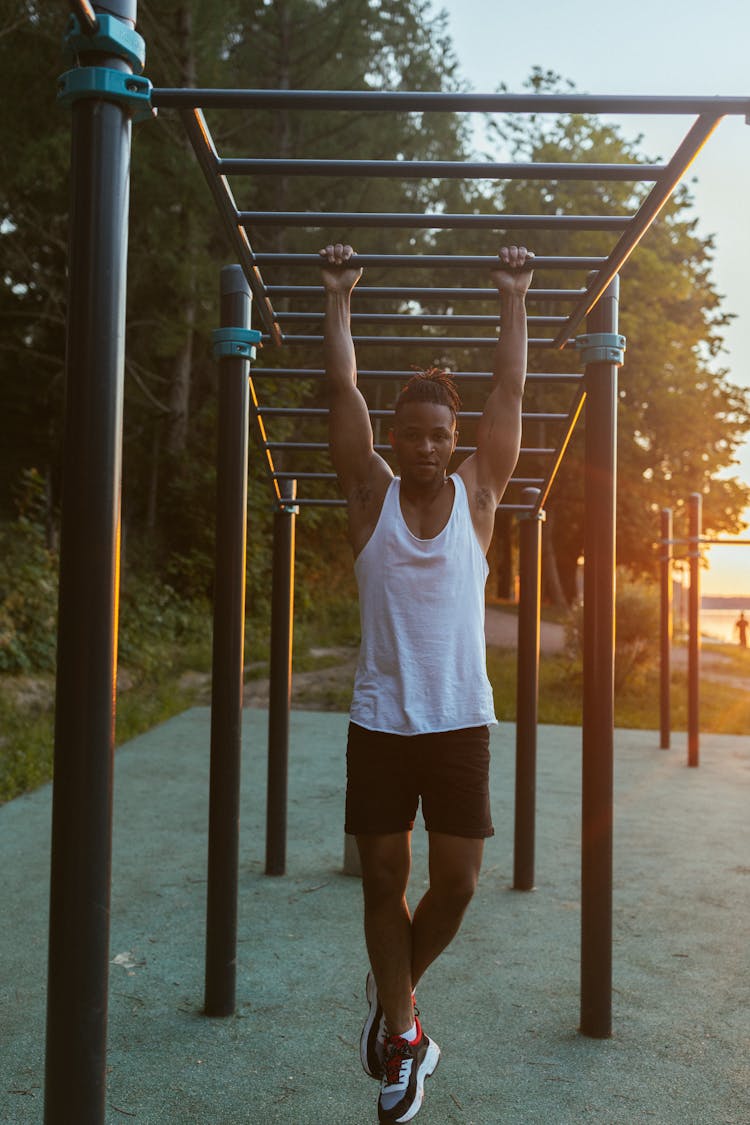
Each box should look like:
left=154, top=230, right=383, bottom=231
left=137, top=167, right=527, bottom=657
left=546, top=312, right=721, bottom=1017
left=265, top=481, right=298, bottom=876
left=513, top=488, right=544, bottom=891
left=580, top=276, right=619, bottom=1039
left=688, top=492, right=702, bottom=768
left=204, top=266, right=252, bottom=1017
left=659, top=509, right=673, bottom=750
left=45, top=5, right=137, bottom=1122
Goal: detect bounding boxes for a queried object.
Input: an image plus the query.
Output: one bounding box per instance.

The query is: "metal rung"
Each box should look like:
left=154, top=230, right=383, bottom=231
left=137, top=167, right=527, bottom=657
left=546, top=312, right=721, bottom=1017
left=267, top=334, right=572, bottom=349
left=239, top=210, right=631, bottom=231
left=274, top=312, right=567, bottom=327
left=264, top=286, right=588, bottom=302
left=255, top=252, right=606, bottom=270
left=250, top=368, right=584, bottom=383
left=256, top=406, right=569, bottom=422
left=221, top=158, right=662, bottom=182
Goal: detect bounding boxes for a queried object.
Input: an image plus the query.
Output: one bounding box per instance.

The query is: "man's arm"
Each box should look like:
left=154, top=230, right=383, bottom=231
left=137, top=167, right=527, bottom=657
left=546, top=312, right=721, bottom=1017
left=458, top=245, right=534, bottom=550
left=320, top=243, right=392, bottom=552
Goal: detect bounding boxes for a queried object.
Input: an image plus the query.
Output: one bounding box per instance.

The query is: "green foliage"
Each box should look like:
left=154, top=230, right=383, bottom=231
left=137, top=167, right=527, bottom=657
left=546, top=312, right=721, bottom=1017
left=0, top=470, right=59, bottom=673
left=564, top=569, right=660, bottom=692
left=486, top=644, right=750, bottom=735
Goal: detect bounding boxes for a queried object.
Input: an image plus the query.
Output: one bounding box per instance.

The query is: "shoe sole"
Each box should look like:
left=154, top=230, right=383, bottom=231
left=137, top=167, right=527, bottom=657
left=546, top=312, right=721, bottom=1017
left=388, top=1040, right=441, bottom=1124
left=360, top=971, right=382, bottom=1078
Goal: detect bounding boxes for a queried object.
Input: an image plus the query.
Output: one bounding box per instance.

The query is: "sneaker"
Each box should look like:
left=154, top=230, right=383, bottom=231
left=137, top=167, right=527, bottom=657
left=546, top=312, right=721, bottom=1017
left=377, top=1018, right=440, bottom=1123
left=361, top=971, right=387, bottom=1079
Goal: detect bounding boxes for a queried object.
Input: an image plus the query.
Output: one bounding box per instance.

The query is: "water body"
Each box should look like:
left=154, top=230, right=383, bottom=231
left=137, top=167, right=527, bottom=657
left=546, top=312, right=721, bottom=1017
left=698, top=608, right=748, bottom=645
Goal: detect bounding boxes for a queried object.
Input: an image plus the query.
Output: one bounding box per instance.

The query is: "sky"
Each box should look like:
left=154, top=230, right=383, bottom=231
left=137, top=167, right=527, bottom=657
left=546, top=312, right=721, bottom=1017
left=428, top=0, right=750, bottom=596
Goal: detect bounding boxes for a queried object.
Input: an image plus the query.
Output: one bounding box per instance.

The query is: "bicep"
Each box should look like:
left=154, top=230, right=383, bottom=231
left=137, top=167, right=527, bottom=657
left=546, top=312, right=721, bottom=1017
left=472, top=384, right=523, bottom=496
left=328, top=383, right=383, bottom=492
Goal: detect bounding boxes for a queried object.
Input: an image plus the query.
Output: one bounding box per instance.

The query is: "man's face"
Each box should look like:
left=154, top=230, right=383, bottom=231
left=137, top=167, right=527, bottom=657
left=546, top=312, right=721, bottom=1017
left=389, top=401, right=458, bottom=487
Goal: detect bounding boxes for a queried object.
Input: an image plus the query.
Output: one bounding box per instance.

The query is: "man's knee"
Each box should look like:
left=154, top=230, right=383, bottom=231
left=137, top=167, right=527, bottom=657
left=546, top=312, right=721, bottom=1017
left=430, top=866, right=478, bottom=917
left=357, top=834, right=410, bottom=907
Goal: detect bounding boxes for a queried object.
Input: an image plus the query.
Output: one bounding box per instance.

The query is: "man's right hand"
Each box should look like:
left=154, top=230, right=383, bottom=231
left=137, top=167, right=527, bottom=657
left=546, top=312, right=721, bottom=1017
left=319, top=243, right=363, bottom=294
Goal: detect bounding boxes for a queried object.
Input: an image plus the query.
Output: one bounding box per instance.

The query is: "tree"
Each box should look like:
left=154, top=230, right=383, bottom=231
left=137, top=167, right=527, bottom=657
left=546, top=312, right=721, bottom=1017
left=480, top=70, right=750, bottom=599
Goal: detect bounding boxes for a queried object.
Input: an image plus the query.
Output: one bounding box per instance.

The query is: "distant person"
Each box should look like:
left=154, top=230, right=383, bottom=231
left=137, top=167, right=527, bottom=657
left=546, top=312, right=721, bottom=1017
left=319, top=241, right=533, bottom=1123
left=735, top=611, right=748, bottom=648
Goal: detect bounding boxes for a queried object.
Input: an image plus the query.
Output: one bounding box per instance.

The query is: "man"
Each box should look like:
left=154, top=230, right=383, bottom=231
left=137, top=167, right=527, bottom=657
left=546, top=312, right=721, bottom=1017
left=319, top=241, right=534, bottom=1123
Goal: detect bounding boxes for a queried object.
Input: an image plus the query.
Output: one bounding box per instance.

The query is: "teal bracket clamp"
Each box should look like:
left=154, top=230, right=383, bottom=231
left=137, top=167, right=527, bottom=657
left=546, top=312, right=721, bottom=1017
left=63, top=13, right=146, bottom=73
left=575, top=332, right=626, bottom=366
left=58, top=13, right=154, bottom=122
left=57, top=67, right=154, bottom=121
left=212, top=328, right=263, bottom=360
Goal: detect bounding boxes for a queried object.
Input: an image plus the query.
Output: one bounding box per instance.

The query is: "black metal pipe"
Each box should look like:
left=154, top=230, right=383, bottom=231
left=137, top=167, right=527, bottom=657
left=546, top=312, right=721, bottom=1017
left=265, top=481, right=297, bottom=877
left=286, top=498, right=537, bottom=510
left=221, top=158, right=662, bottom=181
left=251, top=367, right=584, bottom=383
left=659, top=508, right=673, bottom=750
left=204, top=267, right=252, bottom=1017
left=263, top=441, right=556, bottom=455
left=265, top=286, right=587, bottom=302
left=178, top=108, right=280, bottom=343
left=152, top=88, right=750, bottom=115
left=240, top=210, right=631, bottom=231
left=553, top=113, right=724, bottom=348
left=275, top=312, right=567, bottom=328
left=270, top=334, right=568, bottom=349
left=45, top=4, right=136, bottom=1121
left=688, top=493, right=702, bottom=768
left=256, top=406, right=568, bottom=423
left=513, top=489, right=544, bottom=891
left=256, top=253, right=605, bottom=270
left=580, top=275, right=619, bottom=1040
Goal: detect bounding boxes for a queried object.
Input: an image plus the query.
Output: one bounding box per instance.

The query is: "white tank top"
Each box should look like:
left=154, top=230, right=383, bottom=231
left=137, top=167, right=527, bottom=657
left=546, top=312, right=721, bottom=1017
left=350, top=473, right=497, bottom=735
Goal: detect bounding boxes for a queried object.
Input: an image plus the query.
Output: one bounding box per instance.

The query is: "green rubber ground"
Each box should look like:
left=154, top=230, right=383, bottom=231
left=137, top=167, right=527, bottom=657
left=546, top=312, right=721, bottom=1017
left=1, top=708, right=748, bottom=1123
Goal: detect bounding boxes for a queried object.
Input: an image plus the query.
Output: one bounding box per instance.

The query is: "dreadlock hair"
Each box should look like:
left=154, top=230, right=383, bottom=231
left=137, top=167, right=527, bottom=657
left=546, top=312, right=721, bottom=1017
left=393, top=367, right=461, bottom=424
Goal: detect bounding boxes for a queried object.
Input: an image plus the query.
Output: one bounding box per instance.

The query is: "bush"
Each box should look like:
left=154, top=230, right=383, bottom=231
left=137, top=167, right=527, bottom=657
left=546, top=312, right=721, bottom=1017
left=0, top=470, right=59, bottom=673
left=565, top=568, right=660, bottom=692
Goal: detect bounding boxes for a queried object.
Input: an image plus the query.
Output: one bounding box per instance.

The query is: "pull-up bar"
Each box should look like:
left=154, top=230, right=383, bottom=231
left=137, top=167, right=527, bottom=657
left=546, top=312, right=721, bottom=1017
left=151, top=88, right=750, bottom=115
left=220, top=157, right=664, bottom=181
left=241, top=211, right=632, bottom=231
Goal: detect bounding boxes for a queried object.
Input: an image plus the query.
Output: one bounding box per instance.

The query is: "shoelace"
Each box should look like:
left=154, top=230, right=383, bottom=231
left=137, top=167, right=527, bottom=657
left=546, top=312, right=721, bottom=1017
left=382, top=1038, right=413, bottom=1091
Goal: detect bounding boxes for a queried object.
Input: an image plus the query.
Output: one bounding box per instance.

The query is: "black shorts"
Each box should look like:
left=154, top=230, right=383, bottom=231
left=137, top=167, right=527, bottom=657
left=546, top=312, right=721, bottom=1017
left=345, top=722, right=494, bottom=839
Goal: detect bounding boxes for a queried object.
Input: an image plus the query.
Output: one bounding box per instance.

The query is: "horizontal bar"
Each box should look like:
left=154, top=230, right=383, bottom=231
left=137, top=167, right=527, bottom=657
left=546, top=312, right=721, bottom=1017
left=282, top=496, right=537, bottom=512
left=152, top=88, right=750, bottom=116
left=263, top=441, right=556, bottom=455
left=275, top=312, right=567, bottom=327
left=179, top=109, right=280, bottom=342
left=257, top=406, right=569, bottom=422
left=256, top=253, right=605, bottom=270
left=251, top=368, right=584, bottom=383
left=240, top=210, right=631, bottom=231
left=270, top=472, right=547, bottom=486
left=267, top=334, right=570, bottom=349
left=222, top=158, right=662, bottom=181
left=265, top=286, right=587, bottom=302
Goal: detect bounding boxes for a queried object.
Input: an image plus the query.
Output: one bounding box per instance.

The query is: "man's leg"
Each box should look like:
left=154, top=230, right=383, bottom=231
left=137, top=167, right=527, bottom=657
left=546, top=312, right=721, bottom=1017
left=357, top=832, right=415, bottom=1036
left=411, top=832, right=484, bottom=988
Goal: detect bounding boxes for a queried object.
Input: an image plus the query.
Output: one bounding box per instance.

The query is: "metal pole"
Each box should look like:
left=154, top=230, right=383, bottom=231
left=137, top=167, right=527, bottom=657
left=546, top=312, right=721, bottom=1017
left=265, top=481, right=298, bottom=876
left=513, top=489, right=544, bottom=891
left=580, top=275, right=619, bottom=1039
left=688, top=493, right=702, bottom=768
left=204, top=266, right=252, bottom=1017
left=659, top=509, right=673, bottom=750
left=45, top=4, right=136, bottom=1121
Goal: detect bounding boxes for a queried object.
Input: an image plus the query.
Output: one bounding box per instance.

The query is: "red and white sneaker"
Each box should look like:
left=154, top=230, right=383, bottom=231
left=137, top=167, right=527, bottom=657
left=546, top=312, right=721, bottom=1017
left=377, top=1017, right=440, bottom=1123
left=361, top=971, right=387, bottom=1079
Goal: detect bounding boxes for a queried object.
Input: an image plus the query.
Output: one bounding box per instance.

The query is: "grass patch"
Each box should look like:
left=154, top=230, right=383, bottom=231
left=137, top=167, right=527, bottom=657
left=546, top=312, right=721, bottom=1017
left=487, top=646, right=750, bottom=735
